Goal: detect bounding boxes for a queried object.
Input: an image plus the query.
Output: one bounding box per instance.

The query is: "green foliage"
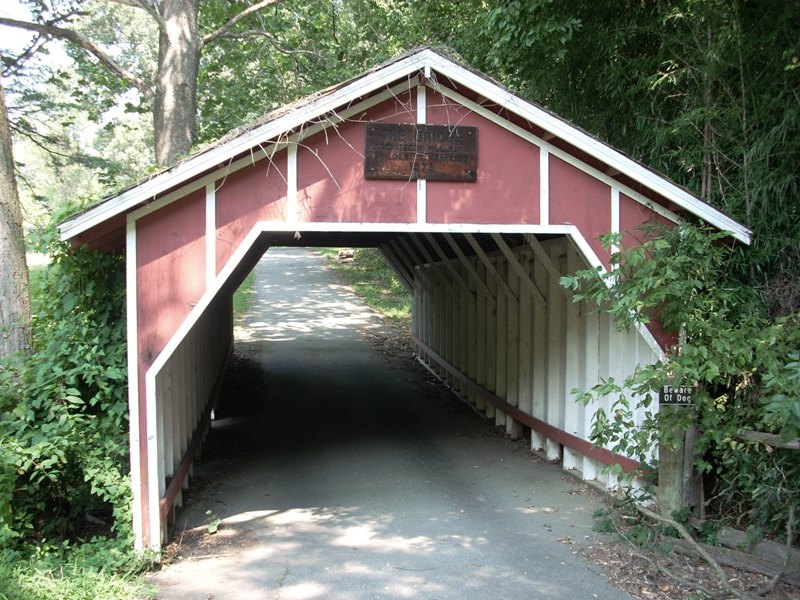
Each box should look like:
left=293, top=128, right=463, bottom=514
left=232, top=271, right=256, bottom=326
left=0, top=244, right=130, bottom=550
left=205, top=510, right=221, bottom=535
left=479, top=0, right=800, bottom=294
left=563, top=223, right=799, bottom=539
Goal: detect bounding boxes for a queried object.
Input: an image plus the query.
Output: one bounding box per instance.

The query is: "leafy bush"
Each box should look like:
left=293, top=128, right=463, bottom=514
left=562, top=223, right=800, bottom=539
left=0, top=245, right=130, bottom=551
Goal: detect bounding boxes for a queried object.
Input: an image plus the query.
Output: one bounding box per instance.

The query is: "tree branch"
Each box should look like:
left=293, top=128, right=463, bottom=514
left=209, top=30, right=316, bottom=56
left=201, top=0, right=285, bottom=47
left=107, top=0, right=166, bottom=33
left=635, top=504, right=759, bottom=600
left=0, top=16, right=154, bottom=98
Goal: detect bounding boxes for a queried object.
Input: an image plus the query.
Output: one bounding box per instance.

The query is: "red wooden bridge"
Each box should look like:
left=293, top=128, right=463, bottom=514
left=59, top=49, right=750, bottom=551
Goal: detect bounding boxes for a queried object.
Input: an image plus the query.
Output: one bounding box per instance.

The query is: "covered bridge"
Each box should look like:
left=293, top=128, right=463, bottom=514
left=59, top=49, right=751, bottom=551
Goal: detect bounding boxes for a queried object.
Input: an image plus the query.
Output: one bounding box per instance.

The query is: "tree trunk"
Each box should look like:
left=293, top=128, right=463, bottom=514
left=0, top=77, right=31, bottom=361
left=154, top=0, right=201, bottom=167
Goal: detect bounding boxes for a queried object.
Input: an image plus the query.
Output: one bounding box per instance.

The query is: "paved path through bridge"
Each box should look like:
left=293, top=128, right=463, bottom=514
left=150, top=247, right=630, bottom=600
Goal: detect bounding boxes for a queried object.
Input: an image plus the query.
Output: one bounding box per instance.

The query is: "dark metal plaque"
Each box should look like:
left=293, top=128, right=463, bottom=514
left=659, top=385, right=696, bottom=406
left=364, top=123, right=477, bottom=181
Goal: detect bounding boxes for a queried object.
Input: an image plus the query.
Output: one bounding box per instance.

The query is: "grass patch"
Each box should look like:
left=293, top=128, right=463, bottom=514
left=319, top=247, right=412, bottom=327
left=233, top=270, right=256, bottom=324
left=0, top=541, right=155, bottom=600
left=0, top=560, right=152, bottom=600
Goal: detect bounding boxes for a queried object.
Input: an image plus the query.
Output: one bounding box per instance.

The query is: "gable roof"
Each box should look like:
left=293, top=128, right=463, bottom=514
left=59, top=48, right=751, bottom=245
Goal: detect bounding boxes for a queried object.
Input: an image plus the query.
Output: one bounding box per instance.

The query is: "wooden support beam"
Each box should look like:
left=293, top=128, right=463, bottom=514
left=495, top=258, right=507, bottom=427
left=524, top=234, right=573, bottom=301
left=545, top=242, right=565, bottom=461
left=475, top=261, right=487, bottom=412
left=378, top=245, right=413, bottom=293
left=463, top=233, right=520, bottom=314
left=388, top=239, right=419, bottom=279
left=506, top=255, right=522, bottom=439
left=442, top=233, right=496, bottom=306
left=423, top=233, right=475, bottom=300
left=563, top=244, right=582, bottom=472
left=409, top=233, right=455, bottom=295
left=531, top=256, right=547, bottom=451
left=490, top=233, right=546, bottom=306
left=518, top=252, right=533, bottom=429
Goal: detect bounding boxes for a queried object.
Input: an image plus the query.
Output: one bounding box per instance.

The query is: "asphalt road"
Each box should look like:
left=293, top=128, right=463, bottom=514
left=150, top=247, right=630, bottom=600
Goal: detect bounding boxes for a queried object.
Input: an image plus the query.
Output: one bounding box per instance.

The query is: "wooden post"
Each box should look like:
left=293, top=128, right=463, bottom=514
left=531, top=254, right=547, bottom=451
left=485, top=258, right=497, bottom=420
left=506, top=251, right=522, bottom=439
left=658, top=405, right=686, bottom=517
left=518, top=251, right=533, bottom=425
left=475, top=261, right=487, bottom=413
left=495, top=259, right=507, bottom=428
left=659, top=404, right=702, bottom=517
left=545, top=242, right=564, bottom=461
left=563, top=244, right=581, bottom=471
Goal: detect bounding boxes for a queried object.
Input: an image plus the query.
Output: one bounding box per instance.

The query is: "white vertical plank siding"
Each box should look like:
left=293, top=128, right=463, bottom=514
left=531, top=255, right=548, bottom=451
left=125, top=220, right=144, bottom=550
left=582, top=301, right=600, bottom=481
left=458, top=267, right=470, bottom=399
left=600, top=311, right=620, bottom=488
left=475, top=262, right=487, bottom=412
left=505, top=256, right=521, bottom=438
left=562, top=244, right=582, bottom=472
left=444, top=273, right=455, bottom=388
left=448, top=267, right=459, bottom=393
left=438, top=271, right=448, bottom=382
left=465, top=268, right=477, bottom=405
left=545, top=242, right=564, bottom=460
left=518, top=251, right=533, bottom=421
left=494, top=259, right=507, bottom=428
left=484, top=258, right=497, bottom=419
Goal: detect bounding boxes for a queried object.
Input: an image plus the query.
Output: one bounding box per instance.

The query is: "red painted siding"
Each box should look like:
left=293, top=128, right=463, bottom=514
left=619, top=192, right=678, bottom=352
left=619, top=192, right=670, bottom=248
left=550, top=156, right=611, bottom=267
left=425, top=90, right=540, bottom=224
left=297, top=93, right=418, bottom=223
left=136, top=190, right=206, bottom=376
left=215, top=155, right=288, bottom=272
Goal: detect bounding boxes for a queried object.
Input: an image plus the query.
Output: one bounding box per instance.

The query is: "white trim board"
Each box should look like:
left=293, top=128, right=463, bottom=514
left=125, top=218, right=143, bottom=550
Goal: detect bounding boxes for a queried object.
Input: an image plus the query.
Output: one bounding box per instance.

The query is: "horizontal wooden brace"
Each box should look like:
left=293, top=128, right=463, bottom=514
left=412, top=334, right=640, bottom=474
